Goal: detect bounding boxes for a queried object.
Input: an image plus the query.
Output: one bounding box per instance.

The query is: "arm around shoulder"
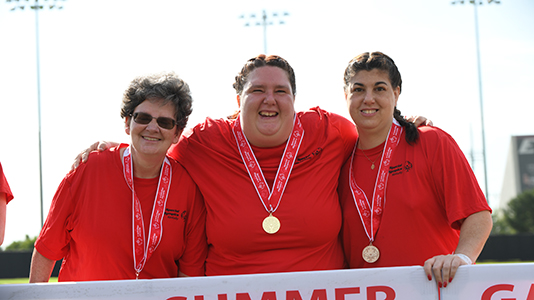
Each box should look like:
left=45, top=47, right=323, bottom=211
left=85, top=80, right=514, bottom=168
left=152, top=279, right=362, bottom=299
left=71, top=141, right=120, bottom=171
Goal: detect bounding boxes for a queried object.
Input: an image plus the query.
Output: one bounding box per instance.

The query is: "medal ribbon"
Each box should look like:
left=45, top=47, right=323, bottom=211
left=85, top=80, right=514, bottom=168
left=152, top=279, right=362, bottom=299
left=123, top=147, right=172, bottom=278
left=349, top=120, right=402, bottom=243
left=232, top=115, right=304, bottom=213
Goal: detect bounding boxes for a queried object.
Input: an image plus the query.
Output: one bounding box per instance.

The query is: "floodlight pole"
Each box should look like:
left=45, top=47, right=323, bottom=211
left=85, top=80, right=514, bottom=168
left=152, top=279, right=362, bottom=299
left=35, top=1, right=44, bottom=229
left=452, top=0, right=500, bottom=201
left=240, top=10, right=289, bottom=54
left=473, top=0, right=489, bottom=201
left=262, top=11, right=267, bottom=54
left=8, top=0, right=66, bottom=227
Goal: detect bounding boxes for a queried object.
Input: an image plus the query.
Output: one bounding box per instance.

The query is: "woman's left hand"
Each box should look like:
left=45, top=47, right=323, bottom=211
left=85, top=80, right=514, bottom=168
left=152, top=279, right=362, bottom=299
left=423, top=254, right=469, bottom=288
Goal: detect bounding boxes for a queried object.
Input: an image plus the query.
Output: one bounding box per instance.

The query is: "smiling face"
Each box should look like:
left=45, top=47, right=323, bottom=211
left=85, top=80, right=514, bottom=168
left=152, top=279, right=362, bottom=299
left=125, top=98, right=181, bottom=159
left=345, top=69, right=400, bottom=147
left=237, top=66, right=296, bottom=147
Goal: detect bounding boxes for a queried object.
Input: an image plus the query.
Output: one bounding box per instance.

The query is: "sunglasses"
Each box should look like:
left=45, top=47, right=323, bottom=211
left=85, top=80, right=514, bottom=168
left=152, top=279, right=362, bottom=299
left=131, top=112, right=176, bottom=130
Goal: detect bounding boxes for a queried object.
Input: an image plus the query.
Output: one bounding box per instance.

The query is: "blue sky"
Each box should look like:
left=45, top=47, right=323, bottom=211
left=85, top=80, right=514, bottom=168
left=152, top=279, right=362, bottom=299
left=0, top=0, right=533, bottom=247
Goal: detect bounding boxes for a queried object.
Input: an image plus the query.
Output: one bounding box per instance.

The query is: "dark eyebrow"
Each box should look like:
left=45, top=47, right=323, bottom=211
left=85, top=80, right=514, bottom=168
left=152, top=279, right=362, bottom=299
left=246, top=84, right=264, bottom=91
left=352, top=81, right=389, bottom=87
left=248, top=83, right=291, bottom=91
left=351, top=81, right=389, bottom=90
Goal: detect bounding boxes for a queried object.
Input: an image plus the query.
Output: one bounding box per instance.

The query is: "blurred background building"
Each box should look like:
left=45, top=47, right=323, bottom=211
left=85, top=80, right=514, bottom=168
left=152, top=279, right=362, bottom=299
left=500, top=135, right=534, bottom=209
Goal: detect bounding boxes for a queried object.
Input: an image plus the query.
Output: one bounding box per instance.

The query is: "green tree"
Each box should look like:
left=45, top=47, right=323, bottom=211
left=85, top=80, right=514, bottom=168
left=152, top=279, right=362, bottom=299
left=2, top=235, right=37, bottom=252
left=501, top=189, right=534, bottom=234
left=491, top=211, right=515, bottom=234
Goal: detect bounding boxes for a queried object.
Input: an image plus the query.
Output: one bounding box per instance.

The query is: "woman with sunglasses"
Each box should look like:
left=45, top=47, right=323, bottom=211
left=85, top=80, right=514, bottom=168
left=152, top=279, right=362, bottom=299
left=29, top=72, right=207, bottom=282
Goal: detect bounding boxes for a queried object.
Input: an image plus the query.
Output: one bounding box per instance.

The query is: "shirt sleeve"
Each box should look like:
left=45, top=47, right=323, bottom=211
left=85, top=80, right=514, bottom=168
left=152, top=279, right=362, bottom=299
left=34, top=165, right=83, bottom=260
left=422, top=127, right=492, bottom=229
left=310, top=107, right=358, bottom=163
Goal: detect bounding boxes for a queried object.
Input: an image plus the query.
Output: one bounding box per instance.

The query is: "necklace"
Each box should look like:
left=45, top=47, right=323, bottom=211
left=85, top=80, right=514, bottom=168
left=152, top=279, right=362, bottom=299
left=361, top=148, right=383, bottom=170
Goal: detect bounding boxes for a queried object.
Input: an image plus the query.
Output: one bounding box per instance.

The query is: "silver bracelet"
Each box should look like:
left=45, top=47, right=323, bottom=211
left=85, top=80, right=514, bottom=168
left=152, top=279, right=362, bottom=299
left=454, top=253, right=473, bottom=265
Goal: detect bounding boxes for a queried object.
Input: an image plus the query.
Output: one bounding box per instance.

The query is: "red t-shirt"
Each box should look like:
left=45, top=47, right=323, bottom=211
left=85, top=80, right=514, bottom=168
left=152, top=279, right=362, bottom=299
left=169, top=107, right=357, bottom=275
left=339, top=126, right=491, bottom=268
left=0, top=162, right=13, bottom=203
left=35, top=145, right=207, bottom=281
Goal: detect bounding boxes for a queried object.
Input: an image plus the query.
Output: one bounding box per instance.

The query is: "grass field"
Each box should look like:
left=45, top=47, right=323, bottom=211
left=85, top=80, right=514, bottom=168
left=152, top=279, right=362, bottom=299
left=0, top=277, right=57, bottom=284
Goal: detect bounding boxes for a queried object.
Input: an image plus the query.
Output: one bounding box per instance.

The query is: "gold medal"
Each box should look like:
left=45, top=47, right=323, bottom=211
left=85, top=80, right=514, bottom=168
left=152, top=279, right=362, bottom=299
left=262, top=213, right=281, bottom=234
left=362, top=243, right=380, bottom=263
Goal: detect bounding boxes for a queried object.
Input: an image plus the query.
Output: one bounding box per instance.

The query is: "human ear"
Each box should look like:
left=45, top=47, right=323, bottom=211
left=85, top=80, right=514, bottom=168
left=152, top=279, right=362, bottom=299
left=124, top=117, right=131, bottom=135
left=394, top=86, right=400, bottom=106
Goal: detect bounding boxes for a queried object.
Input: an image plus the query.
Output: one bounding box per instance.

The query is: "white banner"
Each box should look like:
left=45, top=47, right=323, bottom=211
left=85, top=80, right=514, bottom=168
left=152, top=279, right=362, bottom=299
left=0, top=263, right=533, bottom=300
left=440, top=263, right=534, bottom=300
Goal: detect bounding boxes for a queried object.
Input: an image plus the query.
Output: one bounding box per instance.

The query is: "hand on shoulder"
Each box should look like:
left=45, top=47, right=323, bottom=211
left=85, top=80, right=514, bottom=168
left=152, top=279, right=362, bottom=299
left=71, top=141, right=120, bottom=172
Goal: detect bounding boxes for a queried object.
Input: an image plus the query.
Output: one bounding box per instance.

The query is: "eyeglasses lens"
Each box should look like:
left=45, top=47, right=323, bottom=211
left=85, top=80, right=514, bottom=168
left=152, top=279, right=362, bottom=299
left=133, top=112, right=176, bottom=129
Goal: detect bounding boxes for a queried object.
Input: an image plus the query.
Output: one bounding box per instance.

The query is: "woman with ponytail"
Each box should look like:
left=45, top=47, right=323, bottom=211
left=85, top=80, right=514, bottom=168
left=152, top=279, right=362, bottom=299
left=339, top=51, right=493, bottom=288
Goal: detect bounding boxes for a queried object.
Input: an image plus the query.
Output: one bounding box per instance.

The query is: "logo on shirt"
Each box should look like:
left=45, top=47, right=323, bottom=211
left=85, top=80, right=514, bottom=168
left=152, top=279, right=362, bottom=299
left=165, top=208, right=187, bottom=221
left=295, top=147, right=323, bottom=165
left=389, top=161, right=413, bottom=176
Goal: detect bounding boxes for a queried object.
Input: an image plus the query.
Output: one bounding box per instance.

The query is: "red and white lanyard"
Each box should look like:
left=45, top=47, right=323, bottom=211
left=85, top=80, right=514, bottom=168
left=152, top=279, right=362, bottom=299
left=123, top=147, right=171, bottom=279
left=349, top=120, right=402, bottom=243
left=232, top=115, right=304, bottom=215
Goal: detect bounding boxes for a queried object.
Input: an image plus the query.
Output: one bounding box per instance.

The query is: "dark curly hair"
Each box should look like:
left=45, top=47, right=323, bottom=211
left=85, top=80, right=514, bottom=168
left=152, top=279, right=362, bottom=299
left=343, top=52, right=419, bottom=144
left=120, top=71, right=193, bottom=131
